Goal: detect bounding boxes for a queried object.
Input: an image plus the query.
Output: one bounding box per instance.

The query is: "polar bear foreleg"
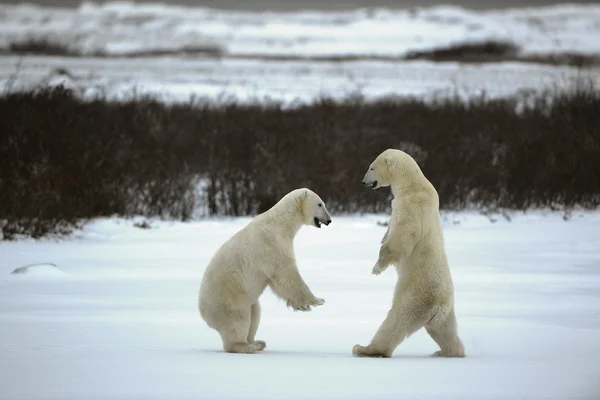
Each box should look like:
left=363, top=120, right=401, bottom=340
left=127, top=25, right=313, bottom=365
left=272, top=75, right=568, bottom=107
left=268, top=267, right=324, bottom=311
left=372, top=228, right=417, bottom=276
left=372, top=244, right=394, bottom=275
left=381, top=224, right=390, bottom=244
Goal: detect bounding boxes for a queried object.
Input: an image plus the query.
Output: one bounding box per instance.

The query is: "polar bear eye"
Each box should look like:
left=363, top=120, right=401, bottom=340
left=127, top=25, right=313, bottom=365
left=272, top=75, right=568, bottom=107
left=318, top=203, right=322, bottom=207
left=370, top=167, right=374, bottom=171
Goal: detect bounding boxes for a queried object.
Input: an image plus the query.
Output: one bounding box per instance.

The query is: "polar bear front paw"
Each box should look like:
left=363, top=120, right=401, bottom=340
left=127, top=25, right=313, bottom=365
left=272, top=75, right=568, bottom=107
left=372, top=262, right=385, bottom=275
left=287, top=300, right=312, bottom=311
left=287, top=297, right=325, bottom=311
left=312, top=297, right=325, bottom=306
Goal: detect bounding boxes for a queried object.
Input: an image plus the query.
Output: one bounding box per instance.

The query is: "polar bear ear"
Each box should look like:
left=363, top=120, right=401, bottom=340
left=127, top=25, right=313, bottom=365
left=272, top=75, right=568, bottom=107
left=298, top=189, right=309, bottom=210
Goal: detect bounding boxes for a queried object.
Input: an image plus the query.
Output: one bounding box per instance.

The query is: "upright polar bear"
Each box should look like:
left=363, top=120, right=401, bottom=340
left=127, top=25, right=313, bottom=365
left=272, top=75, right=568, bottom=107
left=199, top=188, right=331, bottom=354
left=353, top=149, right=465, bottom=358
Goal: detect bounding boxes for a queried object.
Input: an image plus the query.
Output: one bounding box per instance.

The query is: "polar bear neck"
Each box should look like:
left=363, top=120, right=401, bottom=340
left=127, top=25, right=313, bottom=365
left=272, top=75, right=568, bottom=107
left=389, top=163, right=434, bottom=198
left=259, top=197, right=305, bottom=240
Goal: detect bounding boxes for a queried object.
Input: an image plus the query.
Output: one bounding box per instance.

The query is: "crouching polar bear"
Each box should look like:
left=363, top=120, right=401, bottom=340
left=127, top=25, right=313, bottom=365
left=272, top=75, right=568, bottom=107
left=353, top=149, right=465, bottom=358
left=199, top=188, right=331, bottom=354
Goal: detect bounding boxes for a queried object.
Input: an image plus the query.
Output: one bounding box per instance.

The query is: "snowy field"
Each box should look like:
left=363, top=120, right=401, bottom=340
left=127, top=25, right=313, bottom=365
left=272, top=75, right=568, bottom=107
left=1, top=2, right=600, bottom=102
left=2, top=2, right=600, bottom=57
left=1, top=212, right=600, bottom=400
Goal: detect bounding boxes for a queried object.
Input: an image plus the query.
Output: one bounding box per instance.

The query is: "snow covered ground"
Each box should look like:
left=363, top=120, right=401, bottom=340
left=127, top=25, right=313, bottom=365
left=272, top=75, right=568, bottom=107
left=1, top=212, right=600, bottom=400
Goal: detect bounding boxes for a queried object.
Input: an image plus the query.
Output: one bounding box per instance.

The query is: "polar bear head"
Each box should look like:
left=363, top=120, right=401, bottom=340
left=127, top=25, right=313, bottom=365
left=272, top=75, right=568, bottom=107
left=362, top=148, right=422, bottom=190
left=298, top=188, right=332, bottom=228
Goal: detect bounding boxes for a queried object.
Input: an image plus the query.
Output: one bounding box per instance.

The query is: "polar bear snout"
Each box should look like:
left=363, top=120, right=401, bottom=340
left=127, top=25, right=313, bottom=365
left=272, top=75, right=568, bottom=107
left=314, top=201, right=331, bottom=228
left=363, top=161, right=388, bottom=189
left=363, top=166, right=379, bottom=189
left=362, top=170, right=378, bottom=189
left=313, top=215, right=332, bottom=228
left=362, top=179, right=377, bottom=189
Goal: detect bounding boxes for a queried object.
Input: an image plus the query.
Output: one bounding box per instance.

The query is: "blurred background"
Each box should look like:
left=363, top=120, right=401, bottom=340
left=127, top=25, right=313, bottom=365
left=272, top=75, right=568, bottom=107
left=3, top=1, right=600, bottom=9
left=1, top=0, right=599, bottom=237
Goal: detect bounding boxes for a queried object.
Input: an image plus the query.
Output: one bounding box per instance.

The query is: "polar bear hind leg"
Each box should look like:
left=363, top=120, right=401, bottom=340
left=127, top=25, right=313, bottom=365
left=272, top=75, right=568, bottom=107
left=425, top=307, right=465, bottom=358
left=353, top=300, right=434, bottom=358
left=215, top=307, right=263, bottom=354
left=247, top=302, right=266, bottom=351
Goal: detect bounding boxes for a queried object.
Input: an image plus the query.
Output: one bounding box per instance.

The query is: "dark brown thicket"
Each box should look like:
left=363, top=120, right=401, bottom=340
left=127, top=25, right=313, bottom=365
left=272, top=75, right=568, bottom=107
left=1, top=81, right=599, bottom=239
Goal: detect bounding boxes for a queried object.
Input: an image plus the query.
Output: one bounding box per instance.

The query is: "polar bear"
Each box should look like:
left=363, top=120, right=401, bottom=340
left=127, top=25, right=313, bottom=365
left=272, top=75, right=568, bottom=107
left=352, top=149, right=465, bottom=358
left=199, top=188, right=331, bottom=354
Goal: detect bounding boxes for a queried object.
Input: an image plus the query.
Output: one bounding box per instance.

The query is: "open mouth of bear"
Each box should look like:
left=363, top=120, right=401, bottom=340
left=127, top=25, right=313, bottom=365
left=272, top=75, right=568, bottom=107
left=314, top=217, right=322, bottom=228
left=368, top=180, right=378, bottom=189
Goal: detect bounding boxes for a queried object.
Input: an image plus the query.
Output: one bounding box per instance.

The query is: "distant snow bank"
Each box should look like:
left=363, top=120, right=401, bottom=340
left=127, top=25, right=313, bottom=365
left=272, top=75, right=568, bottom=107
left=1, top=2, right=599, bottom=58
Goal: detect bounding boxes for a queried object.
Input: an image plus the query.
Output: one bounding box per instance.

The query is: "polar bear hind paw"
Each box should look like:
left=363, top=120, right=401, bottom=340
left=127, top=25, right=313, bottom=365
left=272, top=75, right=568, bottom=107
left=352, top=344, right=390, bottom=358
left=252, top=340, right=267, bottom=351
left=243, top=342, right=264, bottom=354
left=431, top=349, right=465, bottom=358
left=225, top=341, right=265, bottom=354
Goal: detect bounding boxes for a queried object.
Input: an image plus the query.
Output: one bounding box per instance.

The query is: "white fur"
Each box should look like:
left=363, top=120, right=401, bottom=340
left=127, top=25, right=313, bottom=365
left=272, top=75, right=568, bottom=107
left=199, top=188, right=331, bottom=354
left=353, top=149, right=465, bottom=358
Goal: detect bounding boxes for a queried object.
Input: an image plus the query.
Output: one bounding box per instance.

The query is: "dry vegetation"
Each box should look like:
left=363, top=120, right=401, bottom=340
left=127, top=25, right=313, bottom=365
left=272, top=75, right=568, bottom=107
left=1, top=81, right=599, bottom=239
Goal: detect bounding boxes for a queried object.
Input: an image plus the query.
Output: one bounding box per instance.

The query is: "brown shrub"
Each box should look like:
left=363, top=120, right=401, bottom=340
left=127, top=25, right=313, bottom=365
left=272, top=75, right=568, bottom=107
left=1, top=81, right=599, bottom=239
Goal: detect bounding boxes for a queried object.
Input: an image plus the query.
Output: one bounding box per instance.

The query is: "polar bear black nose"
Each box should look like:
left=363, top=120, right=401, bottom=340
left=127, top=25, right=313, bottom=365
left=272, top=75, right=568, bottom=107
left=325, top=219, right=331, bottom=226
